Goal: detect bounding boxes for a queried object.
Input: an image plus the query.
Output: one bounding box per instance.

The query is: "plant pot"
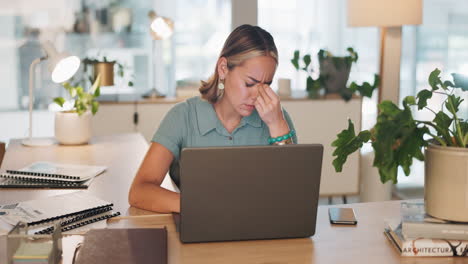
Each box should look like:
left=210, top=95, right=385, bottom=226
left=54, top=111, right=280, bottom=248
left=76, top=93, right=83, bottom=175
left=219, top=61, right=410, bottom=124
left=94, top=62, right=115, bottom=86
left=319, top=57, right=351, bottom=94
left=360, top=150, right=393, bottom=202
left=55, top=111, right=92, bottom=145
left=425, top=144, right=468, bottom=221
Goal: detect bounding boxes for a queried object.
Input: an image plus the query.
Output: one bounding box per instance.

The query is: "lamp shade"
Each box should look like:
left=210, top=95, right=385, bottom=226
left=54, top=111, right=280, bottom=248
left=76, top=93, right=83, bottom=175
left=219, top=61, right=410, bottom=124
left=347, top=0, right=423, bottom=27
left=148, top=11, right=174, bottom=40
left=42, top=41, right=81, bottom=83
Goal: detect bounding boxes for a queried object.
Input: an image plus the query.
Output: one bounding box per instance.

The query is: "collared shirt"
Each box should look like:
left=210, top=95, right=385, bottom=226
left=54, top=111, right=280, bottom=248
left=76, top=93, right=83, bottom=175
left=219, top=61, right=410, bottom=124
left=152, top=96, right=297, bottom=186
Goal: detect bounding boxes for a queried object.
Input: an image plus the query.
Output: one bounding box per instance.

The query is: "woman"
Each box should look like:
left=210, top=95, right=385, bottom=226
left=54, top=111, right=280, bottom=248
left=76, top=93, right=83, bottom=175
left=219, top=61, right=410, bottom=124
left=129, top=24, right=297, bottom=213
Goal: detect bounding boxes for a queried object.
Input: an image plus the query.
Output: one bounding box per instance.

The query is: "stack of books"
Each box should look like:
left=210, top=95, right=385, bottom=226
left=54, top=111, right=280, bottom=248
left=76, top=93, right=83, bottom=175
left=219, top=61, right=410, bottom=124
left=12, top=241, right=54, bottom=264
left=385, top=202, right=468, bottom=257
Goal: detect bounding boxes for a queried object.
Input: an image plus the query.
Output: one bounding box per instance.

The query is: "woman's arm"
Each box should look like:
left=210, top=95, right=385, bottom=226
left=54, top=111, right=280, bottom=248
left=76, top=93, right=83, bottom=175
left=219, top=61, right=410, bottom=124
left=128, top=142, right=180, bottom=213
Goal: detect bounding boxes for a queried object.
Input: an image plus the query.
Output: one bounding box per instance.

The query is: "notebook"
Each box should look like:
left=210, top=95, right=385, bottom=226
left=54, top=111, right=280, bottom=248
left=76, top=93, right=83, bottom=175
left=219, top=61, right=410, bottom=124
left=0, top=162, right=106, bottom=189
left=0, top=192, right=120, bottom=235
left=0, top=178, right=93, bottom=189
left=1, top=161, right=106, bottom=182
left=75, top=228, right=168, bottom=264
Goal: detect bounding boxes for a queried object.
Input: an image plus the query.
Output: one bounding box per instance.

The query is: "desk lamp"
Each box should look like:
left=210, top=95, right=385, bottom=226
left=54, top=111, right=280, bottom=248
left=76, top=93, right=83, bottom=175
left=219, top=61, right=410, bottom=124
left=347, top=0, right=422, bottom=104
left=142, top=11, right=174, bottom=98
left=22, top=41, right=81, bottom=147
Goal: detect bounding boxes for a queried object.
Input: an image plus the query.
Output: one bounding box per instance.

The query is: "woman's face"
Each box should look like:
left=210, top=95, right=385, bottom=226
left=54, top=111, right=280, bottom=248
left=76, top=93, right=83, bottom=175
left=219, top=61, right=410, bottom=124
left=221, top=56, right=277, bottom=117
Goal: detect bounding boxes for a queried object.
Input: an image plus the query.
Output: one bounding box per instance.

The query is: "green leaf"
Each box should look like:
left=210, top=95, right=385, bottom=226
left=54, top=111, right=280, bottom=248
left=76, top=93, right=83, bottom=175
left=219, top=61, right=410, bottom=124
left=346, top=47, right=358, bottom=63
left=331, top=119, right=371, bottom=172
left=306, top=76, right=313, bottom=91
left=372, top=101, right=427, bottom=183
left=451, top=73, right=468, bottom=91
left=443, top=80, right=454, bottom=89
left=347, top=74, right=379, bottom=98
left=378, top=101, right=401, bottom=118
left=432, top=111, right=453, bottom=144
left=445, top=94, right=462, bottom=115
left=403, top=96, right=416, bottom=106
left=63, top=82, right=72, bottom=91
left=91, top=74, right=101, bottom=95
left=94, top=86, right=101, bottom=97
left=291, top=50, right=300, bottom=70
left=128, top=81, right=134, bottom=87
left=53, top=97, right=65, bottom=107
left=317, top=49, right=326, bottom=60
left=76, top=86, right=84, bottom=97
left=302, top=54, right=311, bottom=71
left=91, top=101, right=99, bottom=115
left=433, top=111, right=452, bottom=133
left=416, top=89, right=432, bottom=110
left=460, top=120, right=468, bottom=136
left=428, top=68, right=441, bottom=90
left=70, top=87, right=77, bottom=97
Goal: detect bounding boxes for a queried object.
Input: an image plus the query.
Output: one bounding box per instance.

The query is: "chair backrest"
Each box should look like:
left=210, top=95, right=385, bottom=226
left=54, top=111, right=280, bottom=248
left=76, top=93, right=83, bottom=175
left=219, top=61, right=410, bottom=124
left=0, top=142, right=5, bottom=168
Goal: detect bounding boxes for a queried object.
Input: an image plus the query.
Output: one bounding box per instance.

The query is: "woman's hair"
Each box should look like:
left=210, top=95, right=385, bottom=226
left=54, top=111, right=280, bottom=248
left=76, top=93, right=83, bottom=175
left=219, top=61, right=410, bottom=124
left=199, top=24, right=278, bottom=103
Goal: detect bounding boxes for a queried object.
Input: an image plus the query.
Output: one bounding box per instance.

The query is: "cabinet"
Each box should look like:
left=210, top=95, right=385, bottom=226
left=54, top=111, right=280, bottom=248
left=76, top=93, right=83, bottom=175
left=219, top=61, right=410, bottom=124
left=92, top=97, right=361, bottom=197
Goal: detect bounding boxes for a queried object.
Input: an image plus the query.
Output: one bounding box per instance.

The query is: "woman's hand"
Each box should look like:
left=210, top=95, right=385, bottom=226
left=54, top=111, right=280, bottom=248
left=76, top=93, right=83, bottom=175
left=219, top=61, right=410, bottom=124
left=254, top=84, right=290, bottom=137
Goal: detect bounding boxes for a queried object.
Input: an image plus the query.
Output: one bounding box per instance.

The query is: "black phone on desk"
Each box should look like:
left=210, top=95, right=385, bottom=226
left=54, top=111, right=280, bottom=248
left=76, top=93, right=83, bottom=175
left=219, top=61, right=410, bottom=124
left=328, top=207, right=357, bottom=225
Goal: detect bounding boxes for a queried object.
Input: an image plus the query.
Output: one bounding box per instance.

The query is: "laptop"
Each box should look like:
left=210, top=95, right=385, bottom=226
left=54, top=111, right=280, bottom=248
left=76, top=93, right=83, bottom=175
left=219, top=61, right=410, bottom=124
left=174, top=144, right=323, bottom=243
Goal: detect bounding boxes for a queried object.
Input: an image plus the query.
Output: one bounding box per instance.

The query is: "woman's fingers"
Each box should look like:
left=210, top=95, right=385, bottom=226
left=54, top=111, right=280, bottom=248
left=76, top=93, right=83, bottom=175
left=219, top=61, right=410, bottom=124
left=263, top=85, right=279, bottom=105
left=258, top=85, right=272, bottom=105
left=255, top=94, right=266, bottom=113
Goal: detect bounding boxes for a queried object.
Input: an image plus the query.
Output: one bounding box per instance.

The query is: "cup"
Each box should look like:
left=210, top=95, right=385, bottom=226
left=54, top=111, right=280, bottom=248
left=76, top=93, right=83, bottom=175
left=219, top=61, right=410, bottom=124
left=278, top=78, right=291, bottom=97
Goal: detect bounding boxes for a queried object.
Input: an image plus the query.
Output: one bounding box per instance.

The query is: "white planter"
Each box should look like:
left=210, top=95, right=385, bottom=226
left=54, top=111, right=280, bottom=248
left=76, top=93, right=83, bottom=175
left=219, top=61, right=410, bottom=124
left=55, top=111, right=92, bottom=145
left=425, top=144, right=468, bottom=222
left=359, top=150, right=393, bottom=202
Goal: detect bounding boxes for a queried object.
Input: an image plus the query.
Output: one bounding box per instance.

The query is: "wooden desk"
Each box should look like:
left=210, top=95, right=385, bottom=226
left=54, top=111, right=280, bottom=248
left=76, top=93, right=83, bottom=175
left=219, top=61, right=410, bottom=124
left=100, top=201, right=468, bottom=264
left=0, top=133, right=148, bottom=214
left=2, top=133, right=467, bottom=263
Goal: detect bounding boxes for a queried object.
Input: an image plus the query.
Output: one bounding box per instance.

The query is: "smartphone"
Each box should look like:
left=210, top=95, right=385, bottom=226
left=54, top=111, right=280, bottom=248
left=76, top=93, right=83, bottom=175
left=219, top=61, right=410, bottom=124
left=328, top=207, right=357, bottom=225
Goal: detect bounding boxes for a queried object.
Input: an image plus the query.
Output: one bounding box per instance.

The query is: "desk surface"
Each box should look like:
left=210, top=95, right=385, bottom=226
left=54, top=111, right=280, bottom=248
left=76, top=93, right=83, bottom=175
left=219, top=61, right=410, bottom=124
left=0, top=133, right=149, bottom=214
left=2, top=134, right=467, bottom=263
left=103, top=201, right=468, bottom=264
left=102, top=200, right=468, bottom=264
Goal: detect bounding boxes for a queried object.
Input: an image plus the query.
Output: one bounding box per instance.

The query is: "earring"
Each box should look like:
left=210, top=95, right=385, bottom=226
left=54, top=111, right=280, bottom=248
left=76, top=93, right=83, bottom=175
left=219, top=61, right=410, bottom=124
left=218, top=79, right=225, bottom=90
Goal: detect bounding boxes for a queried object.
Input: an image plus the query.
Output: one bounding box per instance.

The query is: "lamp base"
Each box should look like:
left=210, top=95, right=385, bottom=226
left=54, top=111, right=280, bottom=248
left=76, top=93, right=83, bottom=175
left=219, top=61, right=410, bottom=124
left=142, top=88, right=165, bottom=99
left=22, top=138, right=55, bottom=147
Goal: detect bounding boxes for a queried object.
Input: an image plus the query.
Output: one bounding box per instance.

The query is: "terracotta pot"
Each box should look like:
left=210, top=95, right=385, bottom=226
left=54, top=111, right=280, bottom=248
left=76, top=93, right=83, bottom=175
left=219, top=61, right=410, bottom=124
left=55, top=111, right=92, bottom=145
left=425, top=144, right=468, bottom=221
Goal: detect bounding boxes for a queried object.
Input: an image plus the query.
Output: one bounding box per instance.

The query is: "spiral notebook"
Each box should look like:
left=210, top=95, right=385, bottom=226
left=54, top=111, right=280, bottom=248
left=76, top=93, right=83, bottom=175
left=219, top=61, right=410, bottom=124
left=0, top=192, right=120, bottom=234
left=0, top=162, right=106, bottom=189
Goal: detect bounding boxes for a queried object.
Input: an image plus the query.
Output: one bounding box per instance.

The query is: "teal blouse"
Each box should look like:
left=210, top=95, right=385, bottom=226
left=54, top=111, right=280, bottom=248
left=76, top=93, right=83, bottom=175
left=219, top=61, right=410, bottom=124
left=152, top=96, right=297, bottom=186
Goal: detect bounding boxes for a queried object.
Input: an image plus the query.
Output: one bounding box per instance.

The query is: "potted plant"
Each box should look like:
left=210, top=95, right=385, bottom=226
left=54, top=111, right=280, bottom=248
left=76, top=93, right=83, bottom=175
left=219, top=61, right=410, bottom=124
left=291, top=48, right=379, bottom=101
left=82, top=56, right=133, bottom=87
left=291, top=51, right=321, bottom=99
left=53, top=75, right=101, bottom=145
left=331, top=68, right=468, bottom=221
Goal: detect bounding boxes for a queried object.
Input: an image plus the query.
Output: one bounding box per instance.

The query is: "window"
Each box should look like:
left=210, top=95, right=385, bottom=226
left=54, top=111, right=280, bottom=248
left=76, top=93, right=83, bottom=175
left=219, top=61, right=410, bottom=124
left=258, top=0, right=379, bottom=97
left=173, top=0, right=231, bottom=97
left=398, top=0, right=468, bottom=186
